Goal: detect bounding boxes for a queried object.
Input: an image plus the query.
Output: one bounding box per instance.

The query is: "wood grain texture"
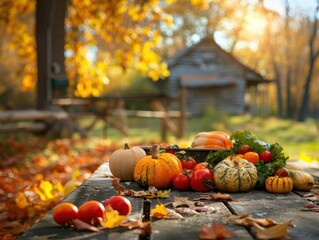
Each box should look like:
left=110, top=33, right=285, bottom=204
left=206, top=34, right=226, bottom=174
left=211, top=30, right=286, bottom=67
left=22, top=162, right=318, bottom=240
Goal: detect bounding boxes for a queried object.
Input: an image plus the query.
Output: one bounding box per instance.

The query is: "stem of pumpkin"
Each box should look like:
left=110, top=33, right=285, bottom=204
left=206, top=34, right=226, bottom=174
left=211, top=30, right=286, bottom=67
left=233, top=158, right=240, bottom=168
left=124, top=143, right=130, bottom=150
left=151, top=145, right=158, bottom=159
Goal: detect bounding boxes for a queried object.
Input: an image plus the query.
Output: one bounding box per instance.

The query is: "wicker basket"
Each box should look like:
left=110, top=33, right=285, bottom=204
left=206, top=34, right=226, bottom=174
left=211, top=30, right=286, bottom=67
left=140, top=146, right=230, bottom=163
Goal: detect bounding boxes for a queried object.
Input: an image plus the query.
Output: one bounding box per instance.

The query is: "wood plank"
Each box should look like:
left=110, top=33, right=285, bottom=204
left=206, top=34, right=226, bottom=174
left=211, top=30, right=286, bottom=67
left=0, top=122, right=46, bottom=132
left=0, top=110, right=68, bottom=121
left=227, top=191, right=319, bottom=240
left=21, top=162, right=253, bottom=239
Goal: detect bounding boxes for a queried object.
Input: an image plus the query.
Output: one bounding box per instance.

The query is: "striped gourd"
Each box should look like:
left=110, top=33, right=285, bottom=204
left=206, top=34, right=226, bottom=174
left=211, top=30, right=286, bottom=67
left=134, top=145, right=182, bottom=189
left=265, top=176, right=293, bottom=193
left=213, top=157, right=257, bottom=192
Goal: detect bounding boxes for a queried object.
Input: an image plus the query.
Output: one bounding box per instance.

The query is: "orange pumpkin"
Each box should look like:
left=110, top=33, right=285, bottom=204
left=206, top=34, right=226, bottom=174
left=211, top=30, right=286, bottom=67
left=134, top=145, right=182, bottom=189
left=265, top=176, right=293, bottom=194
left=191, top=131, right=233, bottom=149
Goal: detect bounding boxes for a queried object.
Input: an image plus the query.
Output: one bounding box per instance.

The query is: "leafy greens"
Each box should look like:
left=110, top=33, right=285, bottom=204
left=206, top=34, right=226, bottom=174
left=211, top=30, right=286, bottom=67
left=230, top=130, right=289, bottom=187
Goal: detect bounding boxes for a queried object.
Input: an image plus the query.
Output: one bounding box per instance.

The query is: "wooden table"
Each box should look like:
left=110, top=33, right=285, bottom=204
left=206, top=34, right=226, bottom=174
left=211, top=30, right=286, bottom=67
left=22, top=162, right=319, bottom=240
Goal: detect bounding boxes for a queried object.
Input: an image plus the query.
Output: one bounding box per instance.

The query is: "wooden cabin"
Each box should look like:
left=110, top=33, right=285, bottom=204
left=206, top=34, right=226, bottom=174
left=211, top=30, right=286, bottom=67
left=165, top=37, right=270, bottom=115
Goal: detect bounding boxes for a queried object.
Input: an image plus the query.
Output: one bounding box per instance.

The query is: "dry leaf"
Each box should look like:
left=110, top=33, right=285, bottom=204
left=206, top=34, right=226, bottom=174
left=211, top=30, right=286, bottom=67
left=112, top=179, right=170, bottom=198
left=120, top=219, right=150, bottom=229
left=229, top=214, right=279, bottom=228
left=172, top=196, right=204, bottom=209
left=171, top=196, right=218, bottom=213
left=194, top=193, right=234, bottom=202
left=253, top=220, right=292, bottom=239
left=72, top=219, right=102, bottom=232
left=174, top=207, right=199, bottom=215
left=151, top=204, right=168, bottom=218
left=198, top=221, right=233, bottom=240
left=302, top=204, right=319, bottom=212
left=166, top=208, right=184, bottom=219
left=99, top=206, right=127, bottom=229
left=303, top=193, right=319, bottom=203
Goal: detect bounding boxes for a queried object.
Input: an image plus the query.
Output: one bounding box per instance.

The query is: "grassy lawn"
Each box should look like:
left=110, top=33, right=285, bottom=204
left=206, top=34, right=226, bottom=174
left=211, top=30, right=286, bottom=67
left=84, top=114, right=319, bottom=165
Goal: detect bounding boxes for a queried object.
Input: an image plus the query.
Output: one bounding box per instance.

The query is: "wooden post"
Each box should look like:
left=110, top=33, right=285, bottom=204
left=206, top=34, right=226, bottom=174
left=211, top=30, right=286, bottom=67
left=177, top=88, right=187, bottom=139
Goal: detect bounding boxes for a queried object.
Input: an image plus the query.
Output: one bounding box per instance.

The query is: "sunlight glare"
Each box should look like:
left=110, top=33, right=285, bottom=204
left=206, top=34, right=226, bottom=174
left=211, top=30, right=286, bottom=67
left=245, top=12, right=267, bottom=36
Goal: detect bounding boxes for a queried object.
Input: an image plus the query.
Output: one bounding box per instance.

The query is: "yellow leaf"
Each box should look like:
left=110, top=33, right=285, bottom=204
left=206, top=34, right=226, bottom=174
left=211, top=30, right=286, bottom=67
left=34, top=180, right=54, bottom=201
left=151, top=204, right=168, bottom=218
left=15, top=192, right=29, bottom=209
left=100, top=206, right=127, bottom=229
left=72, top=169, right=81, bottom=179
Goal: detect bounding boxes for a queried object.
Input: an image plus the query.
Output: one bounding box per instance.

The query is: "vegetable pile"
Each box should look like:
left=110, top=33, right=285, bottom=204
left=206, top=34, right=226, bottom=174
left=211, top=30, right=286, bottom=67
left=230, top=130, right=288, bottom=187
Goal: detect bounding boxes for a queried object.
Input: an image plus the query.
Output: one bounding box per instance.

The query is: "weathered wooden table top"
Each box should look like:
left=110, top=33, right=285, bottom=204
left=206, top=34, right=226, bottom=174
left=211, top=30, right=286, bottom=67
left=22, top=161, right=319, bottom=240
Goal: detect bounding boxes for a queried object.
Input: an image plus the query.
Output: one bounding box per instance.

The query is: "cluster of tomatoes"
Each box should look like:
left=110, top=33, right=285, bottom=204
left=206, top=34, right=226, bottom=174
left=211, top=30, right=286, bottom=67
left=237, top=144, right=272, bottom=165
left=52, top=196, right=132, bottom=226
left=237, top=144, right=289, bottom=177
left=172, top=156, right=213, bottom=192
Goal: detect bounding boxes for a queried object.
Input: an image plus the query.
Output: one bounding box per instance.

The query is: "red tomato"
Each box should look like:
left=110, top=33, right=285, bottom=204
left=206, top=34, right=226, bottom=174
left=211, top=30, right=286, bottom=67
left=77, top=200, right=105, bottom=225
left=274, top=167, right=289, bottom=177
left=244, top=151, right=259, bottom=165
left=190, top=169, right=213, bottom=192
left=238, top=144, right=252, bottom=155
left=193, top=162, right=209, bottom=171
left=103, top=196, right=132, bottom=216
left=259, top=151, right=272, bottom=163
left=172, top=171, right=192, bottom=191
left=180, top=157, right=198, bottom=170
left=52, top=202, right=78, bottom=226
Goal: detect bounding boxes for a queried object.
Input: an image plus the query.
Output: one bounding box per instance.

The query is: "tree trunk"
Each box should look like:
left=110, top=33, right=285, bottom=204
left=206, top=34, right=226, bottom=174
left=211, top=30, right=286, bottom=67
left=36, top=0, right=52, bottom=110
left=36, top=0, right=67, bottom=109
left=298, top=0, right=319, bottom=121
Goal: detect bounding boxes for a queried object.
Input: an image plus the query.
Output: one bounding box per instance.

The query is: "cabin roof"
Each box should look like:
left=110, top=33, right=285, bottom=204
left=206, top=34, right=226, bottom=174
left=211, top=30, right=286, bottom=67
left=167, top=37, right=271, bottom=85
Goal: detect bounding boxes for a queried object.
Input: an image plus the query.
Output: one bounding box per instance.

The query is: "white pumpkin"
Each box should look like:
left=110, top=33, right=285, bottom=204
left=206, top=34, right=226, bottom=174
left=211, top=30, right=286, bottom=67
left=109, top=143, right=146, bottom=181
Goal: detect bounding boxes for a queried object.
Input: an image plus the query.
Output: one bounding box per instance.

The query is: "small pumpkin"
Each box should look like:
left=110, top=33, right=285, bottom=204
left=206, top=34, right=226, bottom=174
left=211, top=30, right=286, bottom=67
left=265, top=176, right=293, bottom=194
left=191, top=131, right=233, bottom=149
left=109, top=143, right=146, bottom=181
left=213, top=156, right=257, bottom=192
left=134, top=145, right=182, bottom=189
left=287, top=169, right=314, bottom=191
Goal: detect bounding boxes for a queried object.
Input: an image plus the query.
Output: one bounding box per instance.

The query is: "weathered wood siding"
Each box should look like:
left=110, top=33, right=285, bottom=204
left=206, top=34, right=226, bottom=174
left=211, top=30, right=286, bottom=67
left=186, top=80, right=246, bottom=115
left=166, top=37, right=262, bottom=115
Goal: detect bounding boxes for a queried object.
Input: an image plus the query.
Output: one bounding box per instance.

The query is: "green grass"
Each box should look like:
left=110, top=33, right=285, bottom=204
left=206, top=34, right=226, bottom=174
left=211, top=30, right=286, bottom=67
left=84, top=114, right=319, bottom=164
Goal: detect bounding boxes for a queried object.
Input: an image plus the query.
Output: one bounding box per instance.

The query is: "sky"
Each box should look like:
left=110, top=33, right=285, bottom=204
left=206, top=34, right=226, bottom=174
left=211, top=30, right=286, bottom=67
left=263, top=0, right=318, bottom=16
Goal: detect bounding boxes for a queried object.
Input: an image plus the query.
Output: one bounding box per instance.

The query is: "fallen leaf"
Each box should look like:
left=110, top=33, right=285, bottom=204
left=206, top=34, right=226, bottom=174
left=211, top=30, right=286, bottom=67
left=174, top=207, right=199, bottom=215
left=194, top=193, right=234, bottom=202
left=302, top=204, right=319, bottom=212
left=99, top=206, right=127, bottom=229
left=252, top=220, right=292, bottom=239
left=151, top=204, right=168, bottom=219
left=120, top=219, right=150, bottom=229
left=15, top=192, right=29, bottom=209
left=166, top=208, right=184, bottom=219
left=228, top=214, right=279, bottom=228
left=154, top=189, right=171, bottom=198
left=172, top=196, right=204, bottom=209
left=303, top=193, right=319, bottom=203
left=198, top=221, right=233, bottom=240
left=72, top=219, right=102, bottom=232
left=112, top=178, right=126, bottom=194
left=112, top=179, right=170, bottom=198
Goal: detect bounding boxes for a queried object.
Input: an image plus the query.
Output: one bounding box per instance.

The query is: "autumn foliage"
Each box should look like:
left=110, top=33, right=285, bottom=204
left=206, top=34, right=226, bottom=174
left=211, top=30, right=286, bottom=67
left=0, top=138, right=120, bottom=239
